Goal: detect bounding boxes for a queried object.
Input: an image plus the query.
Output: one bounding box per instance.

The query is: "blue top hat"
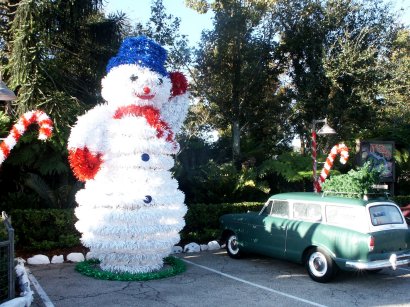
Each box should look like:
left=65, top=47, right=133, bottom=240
left=106, top=36, right=168, bottom=76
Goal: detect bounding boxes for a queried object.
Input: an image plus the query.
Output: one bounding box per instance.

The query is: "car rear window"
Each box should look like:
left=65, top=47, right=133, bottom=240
left=369, top=205, right=403, bottom=226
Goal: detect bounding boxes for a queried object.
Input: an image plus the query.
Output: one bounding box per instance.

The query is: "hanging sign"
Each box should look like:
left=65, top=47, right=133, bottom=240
left=359, top=141, right=395, bottom=182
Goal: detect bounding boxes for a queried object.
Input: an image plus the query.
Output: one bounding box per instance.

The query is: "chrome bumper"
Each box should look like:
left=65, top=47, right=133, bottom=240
left=346, top=253, right=410, bottom=270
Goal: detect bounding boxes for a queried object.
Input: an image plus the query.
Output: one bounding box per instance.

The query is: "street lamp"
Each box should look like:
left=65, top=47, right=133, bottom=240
left=312, top=118, right=336, bottom=192
left=0, top=80, right=16, bottom=101
left=0, top=76, right=16, bottom=141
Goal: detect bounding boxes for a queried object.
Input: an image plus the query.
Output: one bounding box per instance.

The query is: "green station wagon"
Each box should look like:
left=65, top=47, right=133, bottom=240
left=220, top=192, right=410, bottom=282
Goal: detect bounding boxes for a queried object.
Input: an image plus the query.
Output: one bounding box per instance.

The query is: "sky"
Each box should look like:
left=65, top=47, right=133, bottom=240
left=104, top=0, right=409, bottom=47
left=103, top=0, right=214, bottom=46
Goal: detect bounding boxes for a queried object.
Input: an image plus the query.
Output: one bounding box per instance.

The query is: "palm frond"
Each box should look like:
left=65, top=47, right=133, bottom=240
left=25, top=172, right=56, bottom=208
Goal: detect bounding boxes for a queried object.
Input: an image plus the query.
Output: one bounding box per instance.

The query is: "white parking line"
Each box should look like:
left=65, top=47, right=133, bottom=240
left=27, top=268, right=55, bottom=307
left=183, top=259, right=328, bottom=307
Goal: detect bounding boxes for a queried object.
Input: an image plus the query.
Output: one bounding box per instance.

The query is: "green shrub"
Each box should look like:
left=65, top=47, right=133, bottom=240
left=0, top=223, right=7, bottom=241
left=182, top=202, right=264, bottom=243
left=6, top=196, right=410, bottom=251
left=6, top=194, right=410, bottom=252
left=392, top=195, right=410, bottom=206
left=8, top=209, right=80, bottom=251
left=5, top=202, right=265, bottom=251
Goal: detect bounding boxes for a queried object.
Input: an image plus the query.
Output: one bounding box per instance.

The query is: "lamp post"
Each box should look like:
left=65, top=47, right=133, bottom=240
left=0, top=76, right=17, bottom=141
left=312, top=118, right=336, bottom=192
left=0, top=80, right=16, bottom=101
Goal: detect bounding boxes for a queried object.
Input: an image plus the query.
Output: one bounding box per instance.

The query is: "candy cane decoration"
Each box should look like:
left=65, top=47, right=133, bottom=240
left=314, top=143, right=349, bottom=192
left=0, top=110, right=53, bottom=166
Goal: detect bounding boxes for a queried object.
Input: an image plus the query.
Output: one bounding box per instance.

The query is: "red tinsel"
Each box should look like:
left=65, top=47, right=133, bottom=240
left=68, top=147, right=103, bottom=182
left=0, top=110, right=53, bottom=166
left=113, top=105, right=175, bottom=143
left=169, top=72, right=188, bottom=97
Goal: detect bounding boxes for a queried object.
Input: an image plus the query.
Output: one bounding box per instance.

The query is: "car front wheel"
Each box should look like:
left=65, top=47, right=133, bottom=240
left=305, top=248, right=336, bottom=283
left=226, top=233, right=242, bottom=259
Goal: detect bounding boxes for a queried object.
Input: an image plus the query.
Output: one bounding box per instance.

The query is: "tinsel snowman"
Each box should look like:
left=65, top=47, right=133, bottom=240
left=67, top=36, right=189, bottom=273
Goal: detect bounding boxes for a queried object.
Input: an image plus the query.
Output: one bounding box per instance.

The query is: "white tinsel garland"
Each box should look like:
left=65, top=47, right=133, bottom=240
left=68, top=42, right=189, bottom=274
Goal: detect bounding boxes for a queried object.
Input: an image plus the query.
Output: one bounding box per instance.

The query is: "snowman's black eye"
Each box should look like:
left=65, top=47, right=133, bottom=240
left=158, top=78, right=163, bottom=85
left=130, top=75, right=138, bottom=82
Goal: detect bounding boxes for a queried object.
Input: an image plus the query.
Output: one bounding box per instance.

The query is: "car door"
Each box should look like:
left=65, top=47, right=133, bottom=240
left=252, top=200, right=289, bottom=258
left=285, top=202, right=323, bottom=262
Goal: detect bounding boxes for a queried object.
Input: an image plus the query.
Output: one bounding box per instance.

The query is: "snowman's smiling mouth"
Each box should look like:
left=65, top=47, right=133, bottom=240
left=135, top=93, right=155, bottom=100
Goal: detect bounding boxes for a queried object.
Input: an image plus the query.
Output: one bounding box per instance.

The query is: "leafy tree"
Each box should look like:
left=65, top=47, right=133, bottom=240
left=2, top=0, right=126, bottom=133
left=381, top=29, right=410, bottom=115
left=0, top=0, right=126, bottom=209
left=191, top=0, right=290, bottom=166
left=394, top=149, right=410, bottom=195
left=276, top=0, right=400, bottom=150
left=133, top=0, right=193, bottom=72
left=275, top=0, right=329, bottom=145
left=374, top=29, right=410, bottom=146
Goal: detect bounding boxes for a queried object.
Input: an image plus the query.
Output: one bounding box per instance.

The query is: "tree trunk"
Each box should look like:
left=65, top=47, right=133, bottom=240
left=231, top=32, right=241, bottom=168
left=300, top=134, right=305, bottom=155
left=4, top=101, right=12, bottom=116
left=232, top=120, right=240, bottom=167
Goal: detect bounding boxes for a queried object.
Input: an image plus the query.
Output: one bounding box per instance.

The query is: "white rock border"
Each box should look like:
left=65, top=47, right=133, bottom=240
left=19, top=240, right=225, bottom=265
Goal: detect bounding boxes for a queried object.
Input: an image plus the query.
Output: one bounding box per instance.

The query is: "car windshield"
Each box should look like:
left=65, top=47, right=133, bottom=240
left=369, top=204, right=403, bottom=226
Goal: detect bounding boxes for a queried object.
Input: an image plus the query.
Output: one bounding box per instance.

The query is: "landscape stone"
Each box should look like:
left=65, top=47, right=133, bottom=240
left=172, top=246, right=183, bottom=254
left=27, top=255, right=50, bottom=265
left=183, top=242, right=200, bottom=253
left=51, top=255, right=64, bottom=264
left=207, top=240, right=221, bottom=250
left=200, top=244, right=209, bottom=251
left=66, top=253, right=85, bottom=262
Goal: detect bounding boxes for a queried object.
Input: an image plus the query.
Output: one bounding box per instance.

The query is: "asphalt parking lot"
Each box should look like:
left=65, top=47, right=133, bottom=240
left=28, top=250, right=410, bottom=307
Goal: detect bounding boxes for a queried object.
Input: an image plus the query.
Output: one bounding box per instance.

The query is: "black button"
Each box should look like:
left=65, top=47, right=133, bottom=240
left=141, top=153, right=150, bottom=161
left=144, top=195, right=152, bottom=204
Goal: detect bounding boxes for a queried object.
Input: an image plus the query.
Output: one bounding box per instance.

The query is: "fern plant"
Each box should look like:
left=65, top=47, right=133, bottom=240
left=24, top=173, right=83, bottom=208
left=0, top=111, right=11, bottom=136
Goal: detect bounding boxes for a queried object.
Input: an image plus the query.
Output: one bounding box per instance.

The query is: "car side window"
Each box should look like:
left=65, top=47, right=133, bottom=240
left=325, top=205, right=365, bottom=231
left=271, top=200, right=289, bottom=218
left=293, top=202, right=322, bottom=222
left=260, top=201, right=273, bottom=215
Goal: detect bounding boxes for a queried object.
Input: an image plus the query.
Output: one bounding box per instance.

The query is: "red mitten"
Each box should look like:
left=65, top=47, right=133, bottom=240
left=169, top=72, right=188, bottom=97
left=68, top=147, right=103, bottom=181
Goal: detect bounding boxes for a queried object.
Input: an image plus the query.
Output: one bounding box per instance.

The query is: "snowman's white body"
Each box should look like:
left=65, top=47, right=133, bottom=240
left=68, top=63, right=189, bottom=273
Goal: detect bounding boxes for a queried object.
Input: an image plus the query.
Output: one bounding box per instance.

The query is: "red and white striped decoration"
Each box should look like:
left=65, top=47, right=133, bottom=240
left=0, top=110, right=53, bottom=166
left=314, top=143, right=349, bottom=192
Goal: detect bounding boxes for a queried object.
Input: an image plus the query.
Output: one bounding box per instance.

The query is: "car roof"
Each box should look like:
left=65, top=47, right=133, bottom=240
left=268, top=192, right=394, bottom=207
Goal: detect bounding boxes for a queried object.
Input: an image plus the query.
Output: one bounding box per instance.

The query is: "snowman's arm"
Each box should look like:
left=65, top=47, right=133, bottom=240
left=162, top=72, right=189, bottom=135
left=68, top=147, right=103, bottom=182
left=67, top=106, right=109, bottom=181
left=163, top=93, right=189, bottom=135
